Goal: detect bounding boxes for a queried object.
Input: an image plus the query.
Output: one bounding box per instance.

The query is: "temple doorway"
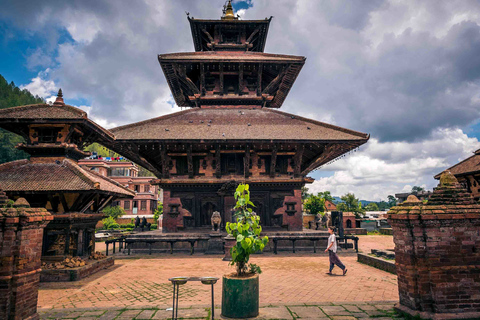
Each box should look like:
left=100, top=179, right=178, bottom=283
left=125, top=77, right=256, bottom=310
left=199, top=200, right=219, bottom=227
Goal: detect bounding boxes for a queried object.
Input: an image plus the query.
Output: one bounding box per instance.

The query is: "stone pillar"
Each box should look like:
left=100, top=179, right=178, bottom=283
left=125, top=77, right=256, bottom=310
left=0, top=194, right=52, bottom=320
left=388, top=171, right=480, bottom=320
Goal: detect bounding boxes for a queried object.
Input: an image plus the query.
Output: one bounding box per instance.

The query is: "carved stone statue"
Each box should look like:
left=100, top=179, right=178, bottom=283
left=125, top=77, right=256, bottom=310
left=321, top=213, right=329, bottom=228
left=326, top=213, right=332, bottom=228
left=135, top=216, right=140, bottom=227
left=211, top=211, right=222, bottom=231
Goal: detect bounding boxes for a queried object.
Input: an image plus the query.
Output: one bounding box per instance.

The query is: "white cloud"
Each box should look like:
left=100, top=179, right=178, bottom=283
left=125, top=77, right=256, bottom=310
left=19, top=69, right=56, bottom=98
left=309, top=128, right=480, bottom=200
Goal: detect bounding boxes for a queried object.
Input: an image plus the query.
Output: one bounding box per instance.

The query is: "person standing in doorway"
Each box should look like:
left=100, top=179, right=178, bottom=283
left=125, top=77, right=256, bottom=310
left=325, top=226, right=347, bottom=275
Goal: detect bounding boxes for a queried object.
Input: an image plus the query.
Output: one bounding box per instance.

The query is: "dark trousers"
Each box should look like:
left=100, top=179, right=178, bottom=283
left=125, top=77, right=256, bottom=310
left=329, top=250, right=345, bottom=272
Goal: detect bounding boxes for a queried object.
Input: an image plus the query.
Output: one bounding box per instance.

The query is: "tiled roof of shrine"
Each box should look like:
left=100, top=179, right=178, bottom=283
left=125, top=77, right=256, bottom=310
left=434, top=149, right=480, bottom=179
left=111, top=107, right=369, bottom=142
left=0, top=159, right=135, bottom=197
left=0, top=103, right=115, bottom=140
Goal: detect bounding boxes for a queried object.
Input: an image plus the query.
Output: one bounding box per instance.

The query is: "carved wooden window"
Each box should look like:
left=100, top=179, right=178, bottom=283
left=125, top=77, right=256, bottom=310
left=37, top=127, right=61, bottom=143
left=134, top=185, right=140, bottom=192
left=124, top=201, right=130, bottom=210
left=193, top=156, right=204, bottom=175
left=173, top=156, right=188, bottom=175
left=144, top=185, right=150, bottom=193
left=275, top=156, right=290, bottom=174
left=140, top=200, right=147, bottom=211
left=260, top=156, right=271, bottom=174
left=221, top=153, right=244, bottom=175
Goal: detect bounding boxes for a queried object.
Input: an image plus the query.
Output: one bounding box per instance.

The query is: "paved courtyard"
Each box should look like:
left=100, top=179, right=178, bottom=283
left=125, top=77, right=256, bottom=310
left=39, top=302, right=403, bottom=319
left=38, top=235, right=399, bottom=319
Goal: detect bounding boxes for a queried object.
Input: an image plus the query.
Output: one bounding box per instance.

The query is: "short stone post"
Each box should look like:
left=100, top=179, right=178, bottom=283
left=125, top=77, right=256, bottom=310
left=388, top=171, right=480, bottom=319
left=0, top=193, right=52, bottom=320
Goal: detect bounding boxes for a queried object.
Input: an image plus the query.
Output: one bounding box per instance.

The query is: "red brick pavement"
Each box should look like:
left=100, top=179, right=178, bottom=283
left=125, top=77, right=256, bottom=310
left=38, top=252, right=398, bottom=310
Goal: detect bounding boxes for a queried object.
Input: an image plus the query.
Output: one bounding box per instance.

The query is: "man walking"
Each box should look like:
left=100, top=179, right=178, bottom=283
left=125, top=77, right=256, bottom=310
left=325, top=226, right=347, bottom=275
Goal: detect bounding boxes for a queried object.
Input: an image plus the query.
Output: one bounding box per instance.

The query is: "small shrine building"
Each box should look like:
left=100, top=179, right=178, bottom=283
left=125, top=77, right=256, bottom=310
left=0, top=92, right=135, bottom=257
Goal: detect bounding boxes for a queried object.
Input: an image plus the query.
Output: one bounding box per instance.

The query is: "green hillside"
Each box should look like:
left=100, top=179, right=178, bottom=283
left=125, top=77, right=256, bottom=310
left=0, top=75, right=45, bottom=164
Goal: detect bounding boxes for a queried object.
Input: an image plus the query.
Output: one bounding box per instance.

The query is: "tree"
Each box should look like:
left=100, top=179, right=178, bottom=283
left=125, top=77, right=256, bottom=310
left=317, top=191, right=335, bottom=203
left=225, top=184, right=268, bottom=276
left=411, top=186, right=425, bottom=193
left=0, top=75, right=44, bottom=164
left=304, top=195, right=326, bottom=215
left=377, top=201, right=389, bottom=211
left=153, top=202, right=163, bottom=221
left=340, top=193, right=365, bottom=218
left=301, top=186, right=311, bottom=200
left=102, top=205, right=126, bottom=219
left=387, top=195, right=397, bottom=207
left=365, top=202, right=379, bottom=211
left=336, top=203, right=348, bottom=212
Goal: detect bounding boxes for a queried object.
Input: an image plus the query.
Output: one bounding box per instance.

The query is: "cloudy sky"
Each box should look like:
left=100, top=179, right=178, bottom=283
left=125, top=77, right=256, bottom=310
left=2, top=0, right=480, bottom=201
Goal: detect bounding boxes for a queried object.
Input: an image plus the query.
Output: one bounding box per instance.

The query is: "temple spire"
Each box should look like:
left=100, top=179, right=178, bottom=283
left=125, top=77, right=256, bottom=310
left=53, top=88, right=65, bottom=106
left=222, top=0, right=238, bottom=20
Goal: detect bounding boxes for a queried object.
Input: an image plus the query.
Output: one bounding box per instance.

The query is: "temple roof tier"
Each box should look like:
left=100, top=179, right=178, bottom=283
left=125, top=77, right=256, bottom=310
left=0, top=103, right=115, bottom=151
left=434, top=149, right=480, bottom=179
left=158, top=52, right=305, bottom=108
left=110, top=108, right=368, bottom=141
left=0, top=158, right=135, bottom=198
left=188, top=15, right=271, bottom=52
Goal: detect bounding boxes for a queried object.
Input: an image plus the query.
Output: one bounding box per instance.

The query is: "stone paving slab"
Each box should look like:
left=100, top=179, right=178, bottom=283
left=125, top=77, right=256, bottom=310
left=39, top=302, right=404, bottom=319
left=288, top=306, right=328, bottom=319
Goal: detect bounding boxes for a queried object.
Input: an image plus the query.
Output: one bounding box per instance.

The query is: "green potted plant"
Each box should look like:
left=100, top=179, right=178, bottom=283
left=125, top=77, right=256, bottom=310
left=221, top=183, right=269, bottom=318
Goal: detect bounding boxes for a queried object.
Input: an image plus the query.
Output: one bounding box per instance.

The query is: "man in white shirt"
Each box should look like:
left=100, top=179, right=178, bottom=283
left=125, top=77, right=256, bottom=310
left=324, top=226, right=347, bottom=275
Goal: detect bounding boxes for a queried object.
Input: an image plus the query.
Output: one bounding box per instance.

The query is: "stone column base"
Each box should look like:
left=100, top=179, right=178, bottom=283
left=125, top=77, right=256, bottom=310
left=395, top=303, right=480, bottom=320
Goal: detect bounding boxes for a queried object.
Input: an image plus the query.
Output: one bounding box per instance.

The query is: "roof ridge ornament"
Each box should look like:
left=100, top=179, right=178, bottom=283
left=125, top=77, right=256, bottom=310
left=53, top=88, right=65, bottom=106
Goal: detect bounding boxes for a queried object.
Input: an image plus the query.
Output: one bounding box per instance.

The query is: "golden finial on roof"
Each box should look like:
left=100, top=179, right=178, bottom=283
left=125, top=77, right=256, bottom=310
left=222, top=0, right=238, bottom=20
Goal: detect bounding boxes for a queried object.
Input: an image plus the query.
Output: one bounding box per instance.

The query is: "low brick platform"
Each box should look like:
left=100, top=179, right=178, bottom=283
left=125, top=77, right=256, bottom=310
left=121, top=229, right=336, bottom=254
left=357, top=253, right=396, bottom=274
left=40, top=257, right=114, bottom=282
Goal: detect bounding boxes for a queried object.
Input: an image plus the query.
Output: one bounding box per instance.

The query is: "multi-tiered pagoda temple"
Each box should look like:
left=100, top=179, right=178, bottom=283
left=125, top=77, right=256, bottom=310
left=109, top=2, right=369, bottom=232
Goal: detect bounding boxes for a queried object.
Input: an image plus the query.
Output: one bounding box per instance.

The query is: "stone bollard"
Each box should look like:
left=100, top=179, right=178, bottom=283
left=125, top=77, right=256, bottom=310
left=387, top=171, right=480, bottom=320
left=0, top=194, right=52, bottom=320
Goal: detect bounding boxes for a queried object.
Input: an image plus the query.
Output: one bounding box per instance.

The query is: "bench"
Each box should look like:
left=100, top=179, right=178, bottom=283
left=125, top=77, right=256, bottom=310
left=106, top=236, right=209, bottom=256
left=270, top=235, right=359, bottom=254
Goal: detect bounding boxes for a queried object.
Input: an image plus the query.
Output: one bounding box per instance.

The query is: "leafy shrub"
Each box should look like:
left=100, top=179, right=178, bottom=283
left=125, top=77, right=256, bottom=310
left=119, top=223, right=135, bottom=229
left=154, top=203, right=163, bottom=221
left=225, top=184, right=268, bottom=276
left=102, top=205, right=126, bottom=219
left=102, top=216, right=119, bottom=230
left=124, top=228, right=133, bottom=232
left=151, top=224, right=158, bottom=229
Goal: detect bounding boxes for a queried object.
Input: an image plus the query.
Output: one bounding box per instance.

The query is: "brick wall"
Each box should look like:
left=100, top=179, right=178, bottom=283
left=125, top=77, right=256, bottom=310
left=0, top=193, right=52, bottom=320
left=388, top=171, right=480, bottom=318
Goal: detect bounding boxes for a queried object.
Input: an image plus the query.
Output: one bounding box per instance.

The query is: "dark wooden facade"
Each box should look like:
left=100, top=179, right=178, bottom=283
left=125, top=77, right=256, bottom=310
left=108, top=3, right=369, bottom=232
